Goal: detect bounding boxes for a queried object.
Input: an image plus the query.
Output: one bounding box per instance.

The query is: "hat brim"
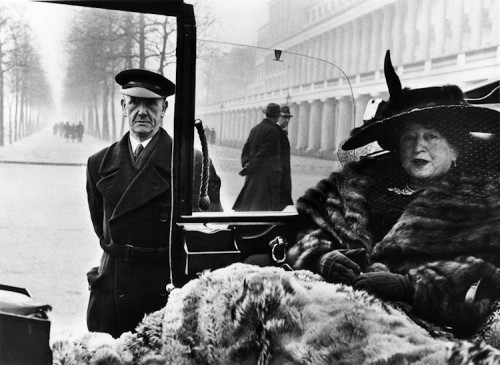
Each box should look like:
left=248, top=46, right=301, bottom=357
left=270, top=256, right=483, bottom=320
left=121, top=87, right=165, bottom=98
left=342, top=105, right=500, bottom=150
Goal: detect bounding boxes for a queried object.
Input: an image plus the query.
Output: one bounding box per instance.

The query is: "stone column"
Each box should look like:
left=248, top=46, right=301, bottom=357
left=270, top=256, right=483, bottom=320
left=380, top=5, right=394, bottom=65
left=307, top=99, right=322, bottom=151
left=342, top=23, right=353, bottom=75
left=359, top=15, right=372, bottom=73
left=470, top=0, right=484, bottom=48
left=433, top=0, right=447, bottom=56
left=296, top=101, right=310, bottom=150
left=332, top=28, right=342, bottom=79
left=320, top=97, right=336, bottom=152
left=419, top=0, right=432, bottom=60
left=289, top=103, right=300, bottom=147
left=335, top=97, right=354, bottom=152
left=403, top=0, right=418, bottom=63
left=369, top=10, right=381, bottom=71
left=312, top=36, right=320, bottom=82
left=350, top=19, right=362, bottom=75
left=449, top=0, right=464, bottom=54
left=391, top=0, right=404, bottom=64
left=237, top=110, right=245, bottom=143
left=320, top=32, right=329, bottom=81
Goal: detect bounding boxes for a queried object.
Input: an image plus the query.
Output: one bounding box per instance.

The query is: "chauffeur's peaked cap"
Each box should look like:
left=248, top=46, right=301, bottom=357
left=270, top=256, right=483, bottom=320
left=115, top=69, right=175, bottom=98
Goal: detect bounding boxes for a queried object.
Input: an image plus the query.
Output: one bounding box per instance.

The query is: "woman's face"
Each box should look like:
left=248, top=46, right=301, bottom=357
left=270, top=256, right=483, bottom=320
left=399, top=122, right=458, bottom=182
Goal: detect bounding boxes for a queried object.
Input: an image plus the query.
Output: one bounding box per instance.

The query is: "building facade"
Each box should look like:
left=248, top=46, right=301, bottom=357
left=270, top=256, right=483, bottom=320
left=198, top=0, right=500, bottom=159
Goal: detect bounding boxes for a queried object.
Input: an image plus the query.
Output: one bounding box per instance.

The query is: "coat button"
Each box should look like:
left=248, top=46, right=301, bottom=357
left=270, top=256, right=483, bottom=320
left=116, top=289, right=126, bottom=298
left=160, top=213, right=169, bottom=222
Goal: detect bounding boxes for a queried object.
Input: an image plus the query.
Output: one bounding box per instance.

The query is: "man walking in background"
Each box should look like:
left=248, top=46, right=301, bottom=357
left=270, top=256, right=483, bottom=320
left=233, top=103, right=285, bottom=211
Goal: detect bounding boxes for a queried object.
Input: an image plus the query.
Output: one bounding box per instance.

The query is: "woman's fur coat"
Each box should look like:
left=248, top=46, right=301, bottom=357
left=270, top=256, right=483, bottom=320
left=287, top=156, right=500, bottom=338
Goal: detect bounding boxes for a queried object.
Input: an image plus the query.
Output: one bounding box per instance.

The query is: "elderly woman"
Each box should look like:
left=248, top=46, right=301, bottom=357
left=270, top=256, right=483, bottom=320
left=286, top=51, right=500, bottom=340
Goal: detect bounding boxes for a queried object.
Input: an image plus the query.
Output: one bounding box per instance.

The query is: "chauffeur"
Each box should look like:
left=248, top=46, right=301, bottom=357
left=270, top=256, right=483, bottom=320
left=85, top=69, right=221, bottom=337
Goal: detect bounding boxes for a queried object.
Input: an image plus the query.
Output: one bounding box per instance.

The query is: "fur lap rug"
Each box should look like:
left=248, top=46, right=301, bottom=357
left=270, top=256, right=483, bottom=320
left=52, top=263, right=500, bottom=364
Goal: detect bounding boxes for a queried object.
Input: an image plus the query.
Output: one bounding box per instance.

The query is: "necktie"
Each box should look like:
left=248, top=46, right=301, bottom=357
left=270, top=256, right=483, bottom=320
left=134, top=144, right=144, bottom=160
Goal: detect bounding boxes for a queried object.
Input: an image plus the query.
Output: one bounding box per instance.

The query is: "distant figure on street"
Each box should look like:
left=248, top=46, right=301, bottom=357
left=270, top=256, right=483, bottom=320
left=210, top=128, right=216, bottom=144
left=71, top=123, right=77, bottom=142
left=85, top=69, right=222, bottom=338
left=64, top=121, right=71, bottom=142
left=76, top=121, right=84, bottom=143
left=277, top=105, right=293, bottom=208
left=233, top=103, right=285, bottom=211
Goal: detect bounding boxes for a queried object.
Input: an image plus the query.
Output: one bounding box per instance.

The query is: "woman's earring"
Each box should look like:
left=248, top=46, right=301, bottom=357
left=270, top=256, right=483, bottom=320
left=453, top=160, right=457, bottom=168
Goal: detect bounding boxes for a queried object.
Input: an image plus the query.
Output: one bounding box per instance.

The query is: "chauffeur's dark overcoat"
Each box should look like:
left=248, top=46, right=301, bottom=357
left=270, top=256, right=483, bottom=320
left=86, top=128, right=173, bottom=337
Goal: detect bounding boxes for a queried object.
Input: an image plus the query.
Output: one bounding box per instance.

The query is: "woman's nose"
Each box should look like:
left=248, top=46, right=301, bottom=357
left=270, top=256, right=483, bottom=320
left=413, top=135, right=427, bottom=151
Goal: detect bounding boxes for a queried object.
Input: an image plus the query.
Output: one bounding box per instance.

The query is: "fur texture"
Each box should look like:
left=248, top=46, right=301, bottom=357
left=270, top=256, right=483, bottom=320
left=52, top=264, right=500, bottom=364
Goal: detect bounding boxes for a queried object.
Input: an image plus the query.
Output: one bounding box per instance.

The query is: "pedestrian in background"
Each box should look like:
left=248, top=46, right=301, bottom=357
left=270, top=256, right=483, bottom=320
left=85, top=69, right=222, bottom=337
left=77, top=121, right=84, bottom=143
left=233, top=103, right=285, bottom=211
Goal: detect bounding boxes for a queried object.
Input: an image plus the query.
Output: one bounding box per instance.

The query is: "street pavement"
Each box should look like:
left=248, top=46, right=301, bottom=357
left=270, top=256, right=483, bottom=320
left=0, top=127, right=340, bottom=338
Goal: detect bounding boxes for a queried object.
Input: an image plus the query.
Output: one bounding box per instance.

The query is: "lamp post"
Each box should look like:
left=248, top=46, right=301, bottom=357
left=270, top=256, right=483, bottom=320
left=285, top=93, right=291, bottom=105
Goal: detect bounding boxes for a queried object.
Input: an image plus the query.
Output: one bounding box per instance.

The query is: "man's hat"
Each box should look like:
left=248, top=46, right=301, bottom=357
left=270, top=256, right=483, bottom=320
left=280, top=105, right=293, bottom=117
left=115, top=69, right=175, bottom=98
left=342, top=51, right=473, bottom=150
left=263, top=103, right=281, bottom=118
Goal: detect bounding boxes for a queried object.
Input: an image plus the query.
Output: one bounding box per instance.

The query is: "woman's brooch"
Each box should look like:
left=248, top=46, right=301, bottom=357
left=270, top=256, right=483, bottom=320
left=387, top=184, right=418, bottom=196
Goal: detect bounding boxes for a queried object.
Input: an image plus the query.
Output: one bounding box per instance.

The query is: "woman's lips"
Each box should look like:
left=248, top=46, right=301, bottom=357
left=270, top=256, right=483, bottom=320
left=412, top=158, right=429, bottom=167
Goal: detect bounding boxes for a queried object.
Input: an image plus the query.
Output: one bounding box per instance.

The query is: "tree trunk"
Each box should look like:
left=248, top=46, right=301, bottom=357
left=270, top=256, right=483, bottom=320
left=93, top=95, right=100, bottom=139
left=110, top=72, right=116, bottom=141
left=14, top=75, right=18, bottom=142
left=87, top=101, right=94, bottom=136
left=139, top=13, right=145, bottom=68
left=102, top=79, right=109, bottom=141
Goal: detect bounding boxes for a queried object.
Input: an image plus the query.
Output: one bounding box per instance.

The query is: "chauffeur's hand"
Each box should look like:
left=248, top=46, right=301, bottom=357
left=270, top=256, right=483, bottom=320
left=317, top=250, right=361, bottom=285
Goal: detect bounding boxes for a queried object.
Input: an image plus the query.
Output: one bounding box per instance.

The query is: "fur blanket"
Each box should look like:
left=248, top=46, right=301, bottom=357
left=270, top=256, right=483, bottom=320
left=52, top=263, right=500, bottom=365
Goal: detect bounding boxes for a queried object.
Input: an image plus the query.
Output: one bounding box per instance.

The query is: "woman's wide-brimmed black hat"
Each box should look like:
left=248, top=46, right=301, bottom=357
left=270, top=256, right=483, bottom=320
left=341, top=51, right=500, bottom=151
left=346, top=104, right=500, bottom=152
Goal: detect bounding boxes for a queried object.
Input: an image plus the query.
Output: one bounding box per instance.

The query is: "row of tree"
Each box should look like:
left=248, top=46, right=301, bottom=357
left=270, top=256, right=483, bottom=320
left=62, top=1, right=215, bottom=142
left=0, top=5, right=53, bottom=147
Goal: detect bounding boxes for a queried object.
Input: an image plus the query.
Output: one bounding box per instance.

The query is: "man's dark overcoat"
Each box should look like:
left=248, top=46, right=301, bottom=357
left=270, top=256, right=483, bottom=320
left=86, top=129, right=173, bottom=337
left=233, top=118, right=283, bottom=211
left=278, top=127, right=293, bottom=208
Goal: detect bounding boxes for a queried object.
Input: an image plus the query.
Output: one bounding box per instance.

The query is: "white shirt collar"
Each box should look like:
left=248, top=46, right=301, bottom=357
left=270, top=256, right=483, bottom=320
left=129, top=134, right=152, bottom=151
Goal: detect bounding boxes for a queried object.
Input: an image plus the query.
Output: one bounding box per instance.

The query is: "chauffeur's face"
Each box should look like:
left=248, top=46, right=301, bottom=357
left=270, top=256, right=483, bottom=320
left=122, top=95, right=168, bottom=141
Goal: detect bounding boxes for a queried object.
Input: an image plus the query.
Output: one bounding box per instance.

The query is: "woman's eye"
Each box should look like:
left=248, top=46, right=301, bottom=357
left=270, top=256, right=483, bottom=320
left=400, top=134, right=414, bottom=143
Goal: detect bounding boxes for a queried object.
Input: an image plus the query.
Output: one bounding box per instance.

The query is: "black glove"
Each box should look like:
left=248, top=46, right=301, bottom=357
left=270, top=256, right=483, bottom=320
left=317, top=250, right=361, bottom=284
left=353, top=272, right=413, bottom=302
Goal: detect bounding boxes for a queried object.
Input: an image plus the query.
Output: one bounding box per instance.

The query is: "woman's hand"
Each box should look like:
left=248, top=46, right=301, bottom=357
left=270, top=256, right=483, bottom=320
left=353, top=272, right=413, bottom=302
left=316, top=250, right=361, bottom=284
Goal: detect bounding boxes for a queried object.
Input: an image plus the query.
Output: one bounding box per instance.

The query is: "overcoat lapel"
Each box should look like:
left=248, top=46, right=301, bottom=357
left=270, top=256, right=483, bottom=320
left=97, top=129, right=172, bottom=222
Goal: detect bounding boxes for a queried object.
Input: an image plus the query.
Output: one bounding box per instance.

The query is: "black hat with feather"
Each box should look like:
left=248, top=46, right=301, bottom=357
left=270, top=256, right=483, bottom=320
left=342, top=51, right=500, bottom=151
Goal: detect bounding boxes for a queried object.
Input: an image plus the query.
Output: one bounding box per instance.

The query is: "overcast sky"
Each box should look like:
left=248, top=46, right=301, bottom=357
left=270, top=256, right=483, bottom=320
left=188, top=0, right=269, bottom=44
